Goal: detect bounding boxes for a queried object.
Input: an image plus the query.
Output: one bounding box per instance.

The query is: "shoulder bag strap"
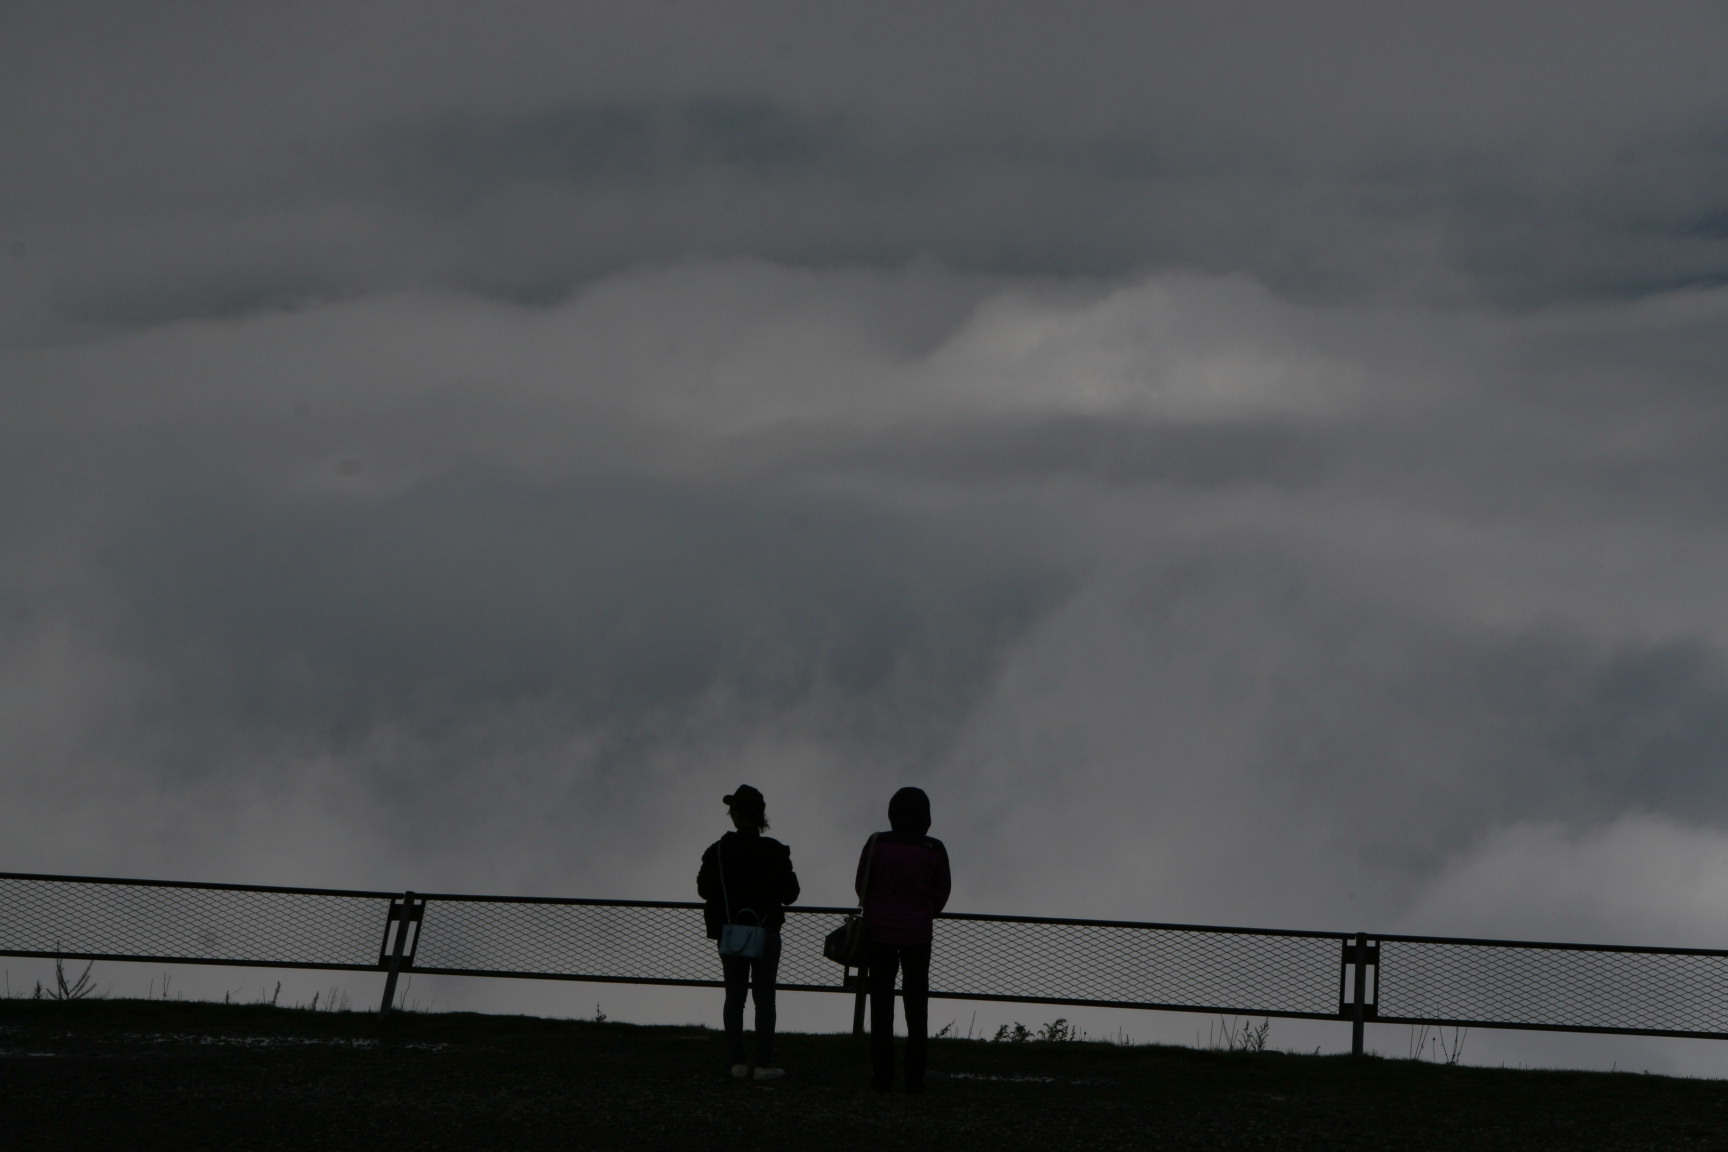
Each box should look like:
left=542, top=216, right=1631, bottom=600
left=716, top=836, right=733, bottom=924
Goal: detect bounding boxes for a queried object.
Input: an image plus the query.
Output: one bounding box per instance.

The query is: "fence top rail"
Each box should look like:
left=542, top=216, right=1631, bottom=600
left=415, top=892, right=857, bottom=915
left=0, top=869, right=401, bottom=901
left=0, top=870, right=1346, bottom=941
left=0, top=872, right=854, bottom=916
left=417, top=893, right=704, bottom=908
left=408, top=893, right=1350, bottom=938
left=1371, top=930, right=1728, bottom=958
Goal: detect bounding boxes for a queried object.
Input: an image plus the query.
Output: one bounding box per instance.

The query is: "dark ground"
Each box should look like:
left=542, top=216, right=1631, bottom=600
left=5, top=999, right=1728, bottom=1150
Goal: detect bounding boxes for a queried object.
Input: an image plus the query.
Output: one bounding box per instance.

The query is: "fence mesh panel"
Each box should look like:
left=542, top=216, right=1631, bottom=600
left=414, top=900, right=713, bottom=984
left=781, top=910, right=853, bottom=987
left=411, top=900, right=1340, bottom=1014
left=928, top=918, right=1341, bottom=1014
left=412, top=902, right=855, bottom=990
left=1378, top=939, right=1728, bottom=1035
left=0, top=875, right=390, bottom=968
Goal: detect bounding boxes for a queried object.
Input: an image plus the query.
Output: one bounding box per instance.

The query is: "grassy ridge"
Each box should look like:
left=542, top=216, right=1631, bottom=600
left=4, top=999, right=1728, bottom=1150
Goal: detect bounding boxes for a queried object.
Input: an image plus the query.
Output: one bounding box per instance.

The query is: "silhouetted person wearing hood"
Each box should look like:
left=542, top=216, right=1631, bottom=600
left=697, top=785, right=800, bottom=1080
left=856, top=786, right=951, bottom=1092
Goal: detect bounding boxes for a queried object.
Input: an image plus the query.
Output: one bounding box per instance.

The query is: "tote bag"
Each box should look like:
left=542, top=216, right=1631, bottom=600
left=822, top=833, right=878, bottom=966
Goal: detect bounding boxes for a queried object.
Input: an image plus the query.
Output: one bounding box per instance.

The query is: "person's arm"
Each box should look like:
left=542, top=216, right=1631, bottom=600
left=696, top=844, right=717, bottom=902
left=779, top=844, right=801, bottom=907
left=854, top=838, right=875, bottom=904
left=930, top=839, right=952, bottom=915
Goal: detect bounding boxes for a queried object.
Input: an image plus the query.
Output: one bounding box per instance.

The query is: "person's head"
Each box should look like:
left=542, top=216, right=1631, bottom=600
left=888, top=786, right=931, bottom=836
left=724, top=785, right=769, bottom=832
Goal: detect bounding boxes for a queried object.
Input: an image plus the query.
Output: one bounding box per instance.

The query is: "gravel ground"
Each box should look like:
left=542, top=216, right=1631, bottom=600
left=5, top=1000, right=1728, bottom=1150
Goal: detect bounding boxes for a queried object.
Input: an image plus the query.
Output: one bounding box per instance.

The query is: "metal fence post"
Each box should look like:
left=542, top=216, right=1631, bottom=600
left=1351, top=932, right=1368, bottom=1056
left=378, top=892, right=421, bottom=1018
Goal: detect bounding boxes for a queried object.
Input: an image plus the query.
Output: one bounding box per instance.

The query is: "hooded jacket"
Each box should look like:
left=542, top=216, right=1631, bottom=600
left=855, top=788, right=951, bottom=946
left=697, top=830, right=800, bottom=939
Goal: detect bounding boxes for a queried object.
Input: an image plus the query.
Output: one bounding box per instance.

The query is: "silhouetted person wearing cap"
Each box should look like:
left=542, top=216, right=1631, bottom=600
left=697, top=785, right=800, bottom=1080
left=857, top=786, right=951, bottom=1092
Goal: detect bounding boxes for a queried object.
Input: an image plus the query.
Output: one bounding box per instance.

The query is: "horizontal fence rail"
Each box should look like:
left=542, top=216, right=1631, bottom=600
left=6, top=870, right=1728, bottom=1050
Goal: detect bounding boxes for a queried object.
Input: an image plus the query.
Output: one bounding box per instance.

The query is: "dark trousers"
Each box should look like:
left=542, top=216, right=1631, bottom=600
left=867, top=939, right=931, bottom=1088
left=719, top=930, right=781, bottom=1065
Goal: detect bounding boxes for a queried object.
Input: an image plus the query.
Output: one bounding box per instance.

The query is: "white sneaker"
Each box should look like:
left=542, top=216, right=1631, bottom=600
left=730, top=1064, right=749, bottom=1079
left=753, top=1067, right=785, bottom=1081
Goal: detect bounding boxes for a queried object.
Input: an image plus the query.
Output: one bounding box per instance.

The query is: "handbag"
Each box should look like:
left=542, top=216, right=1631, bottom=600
left=715, top=837, right=766, bottom=960
left=719, top=911, right=765, bottom=960
left=822, top=833, right=878, bottom=967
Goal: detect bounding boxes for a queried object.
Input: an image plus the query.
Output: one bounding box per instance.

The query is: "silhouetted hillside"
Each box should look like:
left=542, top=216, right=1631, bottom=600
left=5, top=1000, right=1728, bottom=1149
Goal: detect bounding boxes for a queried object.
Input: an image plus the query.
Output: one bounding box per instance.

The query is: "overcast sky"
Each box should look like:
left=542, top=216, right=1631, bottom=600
left=7, top=0, right=1728, bottom=1067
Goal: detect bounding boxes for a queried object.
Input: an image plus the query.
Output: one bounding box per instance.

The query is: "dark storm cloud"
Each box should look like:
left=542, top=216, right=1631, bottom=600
left=8, top=1, right=1728, bottom=339
left=11, top=2, right=1728, bottom=1073
left=88, top=467, right=1061, bottom=754
left=23, top=97, right=1728, bottom=330
left=9, top=263, right=1728, bottom=889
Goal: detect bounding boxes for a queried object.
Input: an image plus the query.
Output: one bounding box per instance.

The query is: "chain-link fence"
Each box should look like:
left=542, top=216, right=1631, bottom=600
left=408, top=897, right=854, bottom=992
left=1372, top=933, right=1728, bottom=1040
left=925, top=914, right=1342, bottom=1016
left=0, top=872, right=395, bottom=971
left=6, top=870, right=1728, bottom=1046
left=401, top=901, right=1345, bottom=1018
